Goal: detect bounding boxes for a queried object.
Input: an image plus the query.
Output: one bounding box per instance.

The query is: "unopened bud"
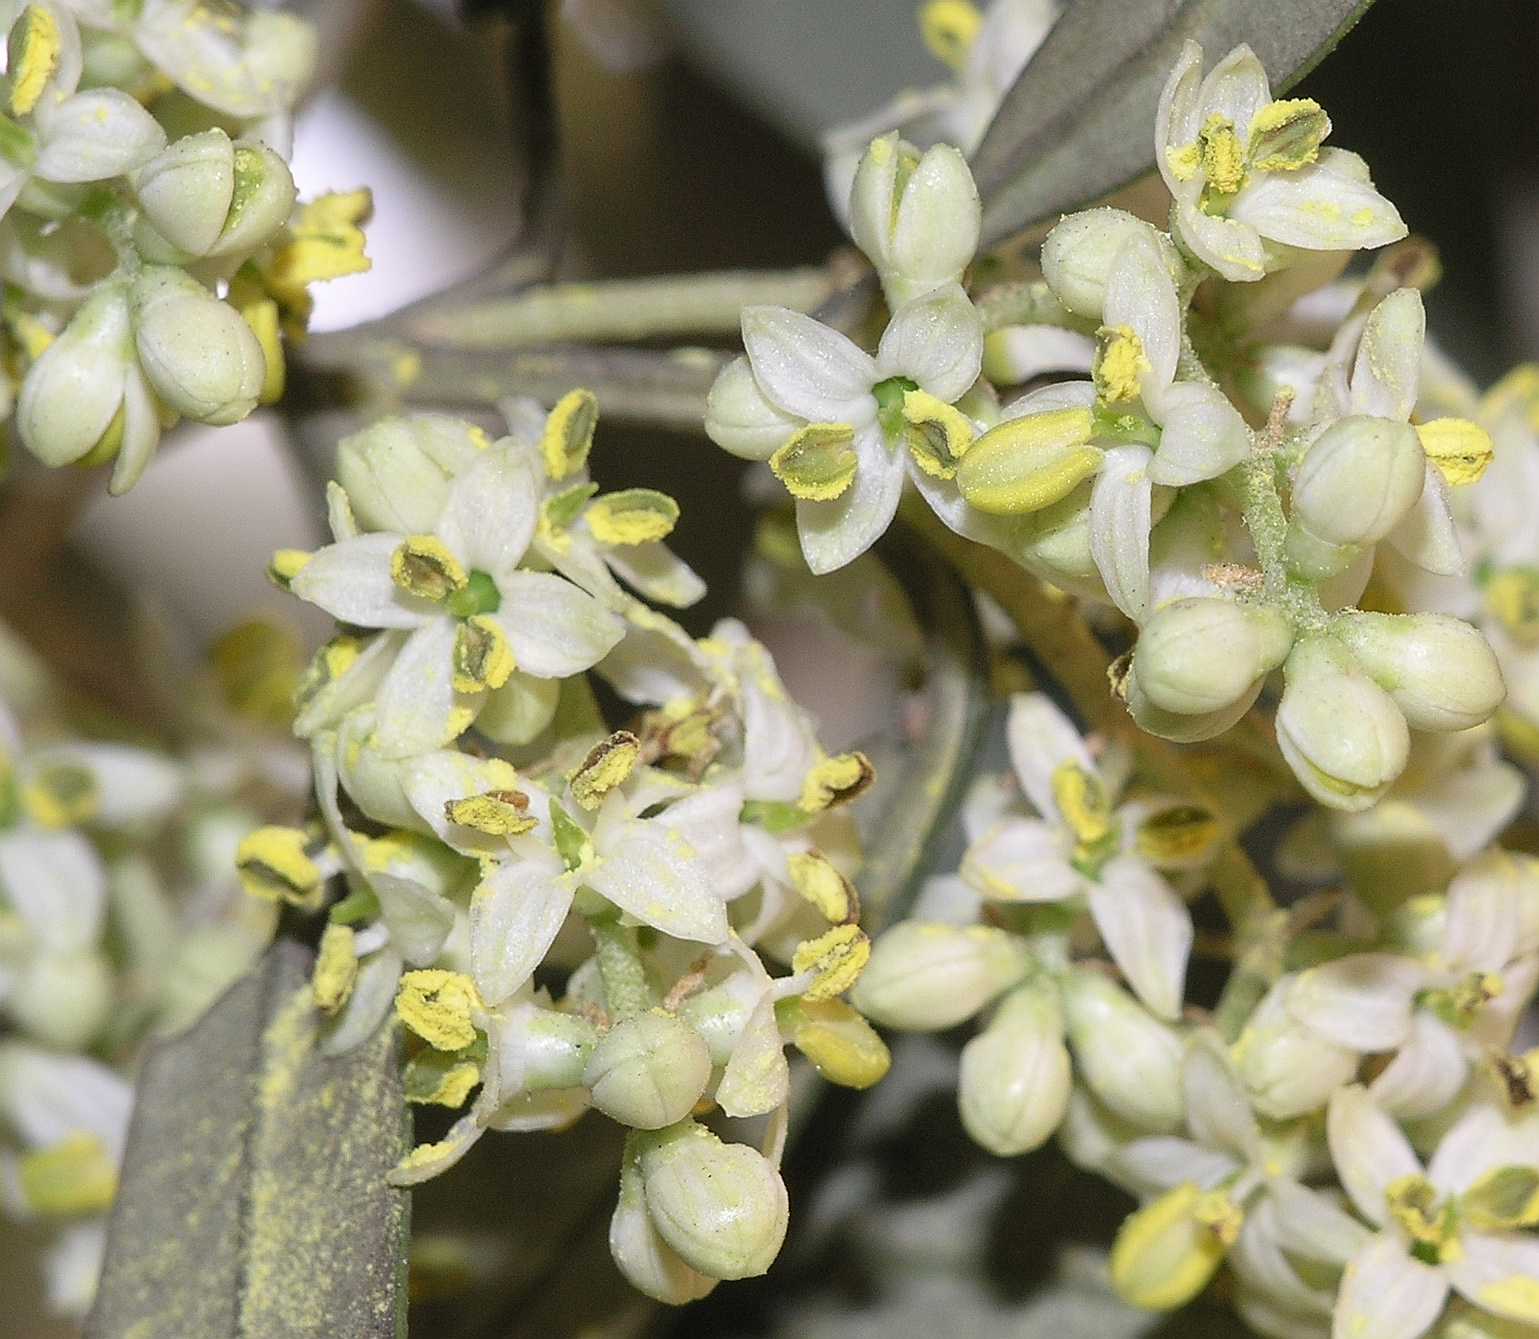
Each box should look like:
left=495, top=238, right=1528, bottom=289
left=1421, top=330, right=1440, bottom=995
left=1290, top=415, right=1424, bottom=546
left=955, top=408, right=1100, bottom=515
left=131, top=267, right=265, bottom=425
left=703, top=355, right=796, bottom=461
left=132, top=129, right=295, bottom=260
left=635, top=1120, right=789, bottom=1281
left=584, top=1010, right=711, bottom=1130
left=1042, top=209, right=1181, bottom=320
left=849, top=133, right=980, bottom=308
left=1276, top=636, right=1409, bottom=811
left=1232, top=978, right=1358, bottom=1119
left=958, top=977, right=1072, bottom=1156
left=609, top=1155, right=716, bottom=1304
left=336, top=414, right=488, bottom=534
left=7, top=950, right=113, bottom=1050
left=1110, top=1182, right=1235, bottom=1311
left=1130, top=598, right=1294, bottom=716
left=17, top=284, right=133, bottom=468
left=849, top=922, right=1032, bottom=1031
left=1333, top=612, right=1504, bottom=733
left=1060, top=969, right=1183, bottom=1131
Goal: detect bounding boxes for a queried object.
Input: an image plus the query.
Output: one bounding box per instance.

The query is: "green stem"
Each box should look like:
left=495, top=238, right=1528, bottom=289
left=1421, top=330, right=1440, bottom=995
left=1210, top=845, right=1284, bottom=1041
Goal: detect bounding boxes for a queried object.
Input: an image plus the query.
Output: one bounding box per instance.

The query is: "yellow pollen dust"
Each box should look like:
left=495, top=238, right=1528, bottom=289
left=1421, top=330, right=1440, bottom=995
left=312, top=923, right=358, bottom=1013
left=1197, top=114, right=1247, bottom=195
left=788, top=998, right=891, bottom=1089
left=446, top=791, right=536, bottom=836
left=1415, top=418, right=1495, bottom=487
left=9, top=6, right=61, bottom=117
left=788, top=850, right=855, bottom=922
left=452, top=616, right=515, bottom=693
left=1051, top=762, right=1112, bottom=847
left=769, top=423, right=859, bottom=502
left=1387, top=1174, right=1458, bottom=1257
left=799, top=752, right=875, bottom=812
left=793, top=924, right=871, bottom=1001
left=902, top=388, right=975, bottom=479
left=542, top=387, right=599, bottom=481
left=396, top=969, right=482, bottom=1052
left=391, top=535, right=467, bottom=602
left=584, top=488, right=680, bottom=546
left=569, top=731, right=641, bottom=811
left=1095, top=325, right=1150, bottom=405
left=235, top=825, right=322, bottom=904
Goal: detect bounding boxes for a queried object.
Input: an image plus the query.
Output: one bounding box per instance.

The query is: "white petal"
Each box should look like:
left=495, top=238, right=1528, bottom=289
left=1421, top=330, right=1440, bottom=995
left=1197, top=43, right=1271, bottom=139
left=34, top=90, right=166, bottom=182
left=400, top=749, right=518, bottom=857
left=1326, top=1085, right=1422, bottom=1225
left=106, top=365, right=161, bottom=496
left=1000, top=379, right=1098, bottom=419
left=1416, top=761, right=1526, bottom=865
left=1427, top=1102, right=1539, bottom=1199
left=1286, top=953, right=1423, bottom=1051
left=983, top=325, right=1095, bottom=384
left=1445, top=1230, right=1539, bottom=1325
left=31, top=742, right=183, bottom=830
left=290, top=534, right=433, bottom=629
left=1087, top=857, right=1192, bottom=1020
left=703, top=355, right=798, bottom=461
left=1443, top=859, right=1522, bottom=974
left=0, top=1043, right=132, bottom=1153
left=476, top=671, right=561, bottom=747
left=0, top=829, right=104, bottom=952
left=603, top=541, right=706, bottom=609
left=588, top=819, right=729, bottom=943
left=1231, top=1197, right=1336, bottom=1318
left=320, top=948, right=403, bottom=1056
left=960, top=816, right=1081, bottom=903
left=1004, top=691, right=1096, bottom=821
left=875, top=282, right=983, bottom=404
left=740, top=305, right=876, bottom=423
left=436, top=446, right=538, bottom=576
left=1088, top=445, right=1153, bottom=622
left=1368, top=1012, right=1468, bottom=1123
left=470, top=856, right=575, bottom=1005
left=1102, top=232, right=1179, bottom=393
left=371, top=871, right=456, bottom=965
left=293, top=630, right=405, bottom=739
left=655, top=783, right=757, bottom=903
left=1331, top=1235, right=1448, bottom=1339
left=1155, top=40, right=1204, bottom=191
left=1269, top=1179, right=1373, bottom=1266
left=492, top=571, right=626, bottom=678
left=794, top=423, right=903, bottom=574
left=371, top=620, right=469, bottom=758
left=1233, top=149, right=1406, bottom=254
left=715, top=990, right=789, bottom=1118
left=1176, top=196, right=1267, bottom=282
left=44, top=1221, right=107, bottom=1319
left=1182, top=1031, right=1260, bottom=1160
left=1148, top=380, right=1250, bottom=485
left=1106, top=1135, right=1240, bottom=1198
left=1385, top=462, right=1464, bottom=577
left=1351, top=288, right=1424, bottom=422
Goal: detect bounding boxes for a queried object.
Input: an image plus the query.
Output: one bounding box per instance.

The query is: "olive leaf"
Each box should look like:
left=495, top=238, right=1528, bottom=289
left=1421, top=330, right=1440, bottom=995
left=85, top=941, right=410, bottom=1339
left=970, top=0, right=1378, bottom=248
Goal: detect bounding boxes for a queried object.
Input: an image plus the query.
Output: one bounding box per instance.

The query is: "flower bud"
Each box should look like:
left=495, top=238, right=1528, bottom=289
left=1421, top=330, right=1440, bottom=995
left=955, top=408, right=1100, bottom=515
left=583, top=1010, right=711, bottom=1129
left=1290, top=415, right=1424, bottom=546
left=703, top=355, right=796, bottom=461
left=1110, top=1182, right=1234, bottom=1311
left=1232, top=979, right=1358, bottom=1119
left=499, top=1003, right=598, bottom=1093
left=849, top=922, right=1033, bottom=1031
left=1276, top=636, right=1410, bottom=811
left=131, top=266, right=265, bottom=425
left=849, top=133, right=980, bottom=307
left=335, top=415, right=488, bottom=533
left=1333, top=612, right=1504, bottom=733
left=1041, top=209, right=1181, bottom=319
left=132, top=129, right=295, bottom=259
left=6, top=950, right=113, bottom=1050
left=17, top=283, right=133, bottom=468
left=958, top=977, right=1072, bottom=1156
left=1060, top=969, right=1183, bottom=1132
left=609, top=1155, right=716, bottom=1304
left=1130, top=598, right=1294, bottom=716
left=634, top=1121, right=789, bottom=1281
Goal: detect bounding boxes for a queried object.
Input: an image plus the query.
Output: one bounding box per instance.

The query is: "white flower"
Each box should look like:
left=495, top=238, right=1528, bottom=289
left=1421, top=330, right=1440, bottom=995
left=959, top=693, right=1203, bottom=1018
left=1156, top=42, right=1405, bottom=282
left=289, top=441, right=625, bottom=757
left=706, top=283, right=983, bottom=573
left=1327, top=1087, right=1539, bottom=1338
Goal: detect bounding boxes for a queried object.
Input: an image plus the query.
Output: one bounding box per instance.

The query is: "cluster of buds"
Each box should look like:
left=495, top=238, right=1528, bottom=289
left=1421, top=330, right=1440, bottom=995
left=0, top=614, right=310, bottom=1316
left=0, top=0, right=368, bottom=493
left=262, top=395, right=892, bottom=1299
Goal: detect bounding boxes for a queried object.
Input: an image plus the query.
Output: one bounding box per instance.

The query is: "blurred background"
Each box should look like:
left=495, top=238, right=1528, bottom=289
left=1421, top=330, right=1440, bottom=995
left=4, top=1, right=1538, bottom=1334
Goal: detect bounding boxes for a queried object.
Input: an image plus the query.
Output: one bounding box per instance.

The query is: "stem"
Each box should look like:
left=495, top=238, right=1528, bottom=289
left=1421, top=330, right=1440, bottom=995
left=403, top=267, right=843, bottom=350
left=1210, top=844, right=1284, bottom=1041
left=974, top=279, right=1095, bottom=334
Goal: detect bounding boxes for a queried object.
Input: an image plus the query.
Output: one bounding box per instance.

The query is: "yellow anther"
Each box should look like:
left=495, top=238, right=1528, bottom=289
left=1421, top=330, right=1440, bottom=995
left=769, top=422, right=859, bottom=501
left=1462, top=1165, right=1539, bottom=1231
left=1478, top=1276, right=1539, bottom=1322
left=1416, top=418, right=1494, bottom=487
left=262, top=190, right=372, bottom=330
left=799, top=751, right=875, bottom=812
left=1482, top=363, right=1539, bottom=432
left=1165, top=142, right=1201, bottom=183
left=18, top=1133, right=117, bottom=1217
left=792, top=923, right=871, bottom=1001
left=1136, top=806, right=1220, bottom=866
left=7, top=309, right=54, bottom=363
left=1387, top=1174, right=1456, bottom=1256
left=9, top=5, right=61, bottom=117
left=240, top=296, right=285, bottom=404
left=788, top=850, right=857, bottom=922
left=19, top=763, right=99, bottom=829
left=1192, top=1190, right=1244, bottom=1247
left=1095, top=324, right=1151, bottom=405
left=569, top=731, right=640, bottom=811
left=390, top=535, right=467, bottom=602
left=396, top=969, right=482, bottom=1052
left=541, top=387, right=599, bottom=481
left=210, top=618, right=303, bottom=728
left=1051, top=763, right=1112, bottom=846
left=1485, top=568, right=1539, bottom=642
left=1246, top=98, right=1331, bottom=172
left=267, top=548, right=312, bottom=590
left=1197, top=114, right=1246, bottom=196
left=902, top=388, right=975, bottom=479
left=919, top=0, right=982, bottom=72
left=312, top=923, right=358, bottom=1014
left=785, top=997, right=890, bottom=1089
left=955, top=408, right=1101, bottom=515
left=406, top=1056, right=481, bottom=1108
left=235, top=825, right=323, bottom=905
left=584, top=488, right=680, bottom=546
left=451, top=615, right=515, bottom=694
left=1110, top=1182, right=1232, bottom=1312
left=445, top=790, right=536, bottom=836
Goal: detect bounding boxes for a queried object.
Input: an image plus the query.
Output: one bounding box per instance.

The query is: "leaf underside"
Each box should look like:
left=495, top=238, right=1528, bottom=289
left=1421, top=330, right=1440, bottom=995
left=971, top=0, right=1378, bottom=248
left=85, top=940, right=410, bottom=1339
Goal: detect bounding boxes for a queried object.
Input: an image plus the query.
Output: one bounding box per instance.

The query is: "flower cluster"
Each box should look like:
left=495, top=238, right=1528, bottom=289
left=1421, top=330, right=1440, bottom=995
left=0, top=614, right=307, bottom=1316
left=264, top=397, right=890, bottom=1301
left=0, top=0, right=367, bottom=494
